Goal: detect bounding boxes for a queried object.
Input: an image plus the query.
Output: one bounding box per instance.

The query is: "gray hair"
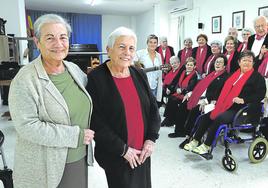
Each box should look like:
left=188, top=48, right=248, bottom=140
left=159, top=36, right=167, bottom=42
left=184, top=38, right=193, bottom=43
left=242, top=27, right=254, bottom=35
left=228, top=27, right=238, bottom=36
left=210, top=40, right=222, bottom=50
left=253, top=16, right=268, bottom=26
left=169, top=56, right=180, bottom=64
left=107, top=26, right=137, bottom=48
left=34, top=14, right=72, bottom=40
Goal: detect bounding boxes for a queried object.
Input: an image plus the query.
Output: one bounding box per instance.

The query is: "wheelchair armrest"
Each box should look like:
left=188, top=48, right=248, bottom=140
left=232, top=105, right=249, bottom=127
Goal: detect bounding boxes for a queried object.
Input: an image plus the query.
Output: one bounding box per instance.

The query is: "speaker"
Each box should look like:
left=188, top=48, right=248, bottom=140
left=198, top=23, right=204, bottom=29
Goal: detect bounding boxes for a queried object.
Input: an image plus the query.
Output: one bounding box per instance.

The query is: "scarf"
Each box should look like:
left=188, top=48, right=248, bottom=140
left=196, top=45, right=208, bottom=74
left=256, top=34, right=264, bottom=40
left=225, top=50, right=235, bottom=73
left=159, top=46, right=171, bottom=65
left=237, top=42, right=247, bottom=52
left=187, top=70, right=225, bottom=110
left=163, top=68, right=180, bottom=86
left=258, top=53, right=268, bottom=77
left=172, top=70, right=196, bottom=100
left=178, top=70, right=196, bottom=89
left=203, top=55, right=216, bottom=74
left=180, top=48, right=192, bottom=65
left=210, top=68, right=254, bottom=120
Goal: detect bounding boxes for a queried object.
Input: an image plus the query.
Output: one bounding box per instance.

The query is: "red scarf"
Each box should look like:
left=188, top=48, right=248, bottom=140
left=256, top=34, right=264, bottom=40
left=163, top=68, right=180, bottom=86
left=172, top=70, right=196, bottom=100
left=178, top=70, right=196, bottom=89
left=181, top=48, right=192, bottom=65
left=225, top=51, right=235, bottom=73
left=187, top=70, right=225, bottom=110
left=210, top=69, right=254, bottom=120
left=237, top=42, right=247, bottom=52
left=158, top=46, right=171, bottom=65
left=196, top=45, right=208, bottom=74
left=258, top=53, right=268, bottom=77
left=203, top=55, right=216, bottom=74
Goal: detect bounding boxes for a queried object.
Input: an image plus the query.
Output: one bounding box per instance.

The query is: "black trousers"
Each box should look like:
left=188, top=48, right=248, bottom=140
left=104, top=158, right=151, bottom=188
left=163, top=96, right=182, bottom=124
left=193, top=110, right=238, bottom=146
left=183, top=106, right=201, bottom=136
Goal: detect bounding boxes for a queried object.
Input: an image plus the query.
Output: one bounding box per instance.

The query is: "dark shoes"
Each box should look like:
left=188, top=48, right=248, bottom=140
left=168, top=132, right=186, bottom=138
left=179, top=138, right=189, bottom=149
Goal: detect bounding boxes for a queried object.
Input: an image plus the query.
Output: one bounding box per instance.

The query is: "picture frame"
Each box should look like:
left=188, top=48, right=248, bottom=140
left=258, top=6, right=268, bottom=19
left=211, top=16, right=221, bottom=34
left=232, top=11, right=245, bottom=31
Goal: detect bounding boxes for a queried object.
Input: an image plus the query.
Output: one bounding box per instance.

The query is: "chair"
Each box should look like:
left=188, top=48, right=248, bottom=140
left=0, top=130, right=14, bottom=188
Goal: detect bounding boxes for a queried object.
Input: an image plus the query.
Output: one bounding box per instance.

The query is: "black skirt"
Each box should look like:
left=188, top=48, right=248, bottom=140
left=104, top=157, right=151, bottom=188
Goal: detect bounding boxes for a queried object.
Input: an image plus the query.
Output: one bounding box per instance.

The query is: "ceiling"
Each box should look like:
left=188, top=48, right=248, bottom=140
left=25, top=0, right=165, bottom=16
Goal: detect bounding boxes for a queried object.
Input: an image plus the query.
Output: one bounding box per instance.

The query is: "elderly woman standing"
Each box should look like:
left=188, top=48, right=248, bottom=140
left=8, top=14, right=94, bottom=188
left=192, top=34, right=212, bottom=75
left=202, top=40, right=222, bottom=77
left=177, top=38, right=193, bottom=66
left=86, top=27, right=161, bottom=188
left=237, top=28, right=254, bottom=53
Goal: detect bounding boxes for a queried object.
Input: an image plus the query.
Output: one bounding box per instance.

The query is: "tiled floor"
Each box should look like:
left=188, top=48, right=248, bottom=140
left=1, top=105, right=268, bottom=188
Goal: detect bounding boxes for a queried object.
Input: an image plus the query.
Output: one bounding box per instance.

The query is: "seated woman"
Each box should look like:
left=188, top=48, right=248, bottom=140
left=163, top=57, right=198, bottom=137
left=162, top=56, right=185, bottom=99
left=184, top=50, right=266, bottom=154
left=177, top=54, right=229, bottom=148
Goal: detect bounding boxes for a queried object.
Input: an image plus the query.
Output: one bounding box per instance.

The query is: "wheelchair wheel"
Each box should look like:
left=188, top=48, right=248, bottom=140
left=248, top=137, right=268, bottom=163
left=222, top=155, right=237, bottom=172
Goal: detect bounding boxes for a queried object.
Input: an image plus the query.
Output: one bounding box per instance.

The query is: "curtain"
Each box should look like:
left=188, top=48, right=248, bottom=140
left=177, top=15, right=185, bottom=51
left=26, top=10, right=102, bottom=60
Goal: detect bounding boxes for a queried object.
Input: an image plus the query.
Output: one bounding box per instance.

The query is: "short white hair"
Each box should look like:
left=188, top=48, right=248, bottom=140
left=159, top=36, right=167, bottom=42
left=34, top=14, right=71, bottom=40
left=169, top=56, right=180, bottom=64
left=107, top=26, right=137, bottom=48
left=253, top=16, right=268, bottom=26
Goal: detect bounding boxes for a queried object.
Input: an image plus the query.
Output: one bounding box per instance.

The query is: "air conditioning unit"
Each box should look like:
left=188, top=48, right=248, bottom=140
left=169, top=0, right=193, bottom=14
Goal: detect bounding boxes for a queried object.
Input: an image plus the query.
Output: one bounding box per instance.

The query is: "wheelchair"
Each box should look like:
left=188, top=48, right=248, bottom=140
left=0, top=130, right=14, bottom=188
left=189, top=104, right=268, bottom=172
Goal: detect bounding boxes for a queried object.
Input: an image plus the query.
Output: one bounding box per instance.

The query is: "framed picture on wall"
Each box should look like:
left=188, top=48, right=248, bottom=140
left=232, top=11, right=245, bottom=31
left=258, top=6, right=268, bottom=19
left=212, top=16, right=221, bottom=34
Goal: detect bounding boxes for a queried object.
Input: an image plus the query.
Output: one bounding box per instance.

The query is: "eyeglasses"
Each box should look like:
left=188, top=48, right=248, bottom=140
left=242, top=33, right=251, bottom=36
left=215, top=59, right=224, bottom=64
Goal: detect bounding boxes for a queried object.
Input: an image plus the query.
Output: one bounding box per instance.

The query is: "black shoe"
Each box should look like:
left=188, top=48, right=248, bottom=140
left=168, top=132, right=186, bottom=138
left=168, top=133, right=179, bottom=138
left=179, top=138, right=189, bottom=149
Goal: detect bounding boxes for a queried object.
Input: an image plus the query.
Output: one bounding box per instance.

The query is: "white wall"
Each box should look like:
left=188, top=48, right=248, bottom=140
left=101, top=14, right=133, bottom=61
left=168, top=0, right=268, bottom=52
left=0, top=0, right=28, bottom=64
left=135, top=8, right=155, bottom=50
